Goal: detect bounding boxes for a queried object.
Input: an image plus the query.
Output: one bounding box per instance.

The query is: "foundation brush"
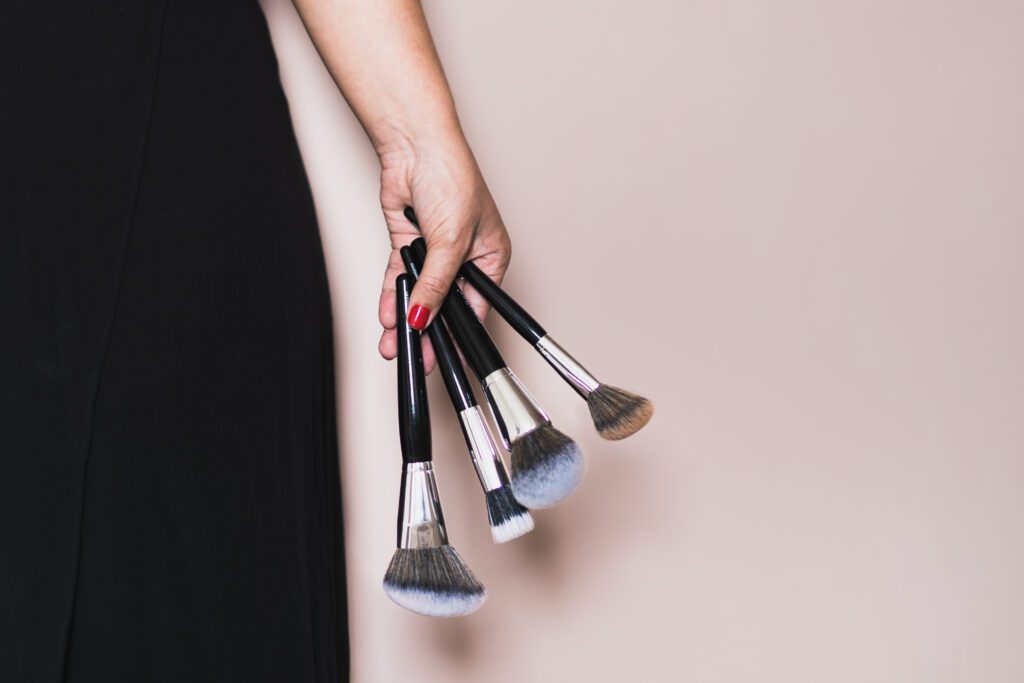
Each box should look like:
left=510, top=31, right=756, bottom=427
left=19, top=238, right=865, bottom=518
left=382, top=273, right=486, bottom=617
left=406, top=236, right=584, bottom=509
left=401, top=246, right=534, bottom=543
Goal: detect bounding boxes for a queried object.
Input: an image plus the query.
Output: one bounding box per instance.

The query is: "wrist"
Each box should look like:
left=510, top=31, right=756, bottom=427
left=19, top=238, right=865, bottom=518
left=372, top=114, right=466, bottom=169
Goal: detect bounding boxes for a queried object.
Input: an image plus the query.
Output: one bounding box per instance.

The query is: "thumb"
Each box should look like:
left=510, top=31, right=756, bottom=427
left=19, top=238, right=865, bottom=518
left=406, top=226, right=471, bottom=331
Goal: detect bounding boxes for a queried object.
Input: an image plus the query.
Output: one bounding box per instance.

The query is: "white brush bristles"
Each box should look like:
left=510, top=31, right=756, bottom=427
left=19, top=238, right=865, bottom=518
left=484, top=486, right=534, bottom=543
left=383, top=545, right=486, bottom=617
left=384, top=583, right=487, bottom=618
left=510, top=424, right=585, bottom=509
left=490, top=512, right=535, bottom=544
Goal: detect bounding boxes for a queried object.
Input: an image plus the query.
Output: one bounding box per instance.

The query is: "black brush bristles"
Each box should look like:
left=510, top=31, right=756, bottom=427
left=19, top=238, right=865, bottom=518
left=509, top=424, right=585, bottom=509
left=383, top=545, right=486, bottom=617
left=587, top=384, right=654, bottom=440
left=484, top=487, right=534, bottom=543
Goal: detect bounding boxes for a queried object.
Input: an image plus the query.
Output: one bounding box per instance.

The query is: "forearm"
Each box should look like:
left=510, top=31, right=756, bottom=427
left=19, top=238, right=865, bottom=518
left=292, top=0, right=464, bottom=157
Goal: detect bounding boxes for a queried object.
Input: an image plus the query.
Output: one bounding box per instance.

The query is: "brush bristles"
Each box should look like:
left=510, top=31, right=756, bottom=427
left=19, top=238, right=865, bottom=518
left=510, top=424, right=585, bottom=509
left=383, top=545, right=486, bottom=617
left=587, top=384, right=654, bottom=440
left=485, top=487, right=535, bottom=543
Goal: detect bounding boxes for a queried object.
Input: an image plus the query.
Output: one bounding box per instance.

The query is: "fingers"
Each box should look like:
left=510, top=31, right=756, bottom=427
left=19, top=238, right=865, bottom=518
left=378, top=328, right=437, bottom=374
left=421, top=335, right=437, bottom=375
left=459, top=220, right=511, bottom=324
left=378, top=248, right=407, bottom=335
left=406, top=230, right=470, bottom=331
left=459, top=252, right=509, bottom=325
left=378, top=328, right=398, bottom=360
left=459, top=281, right=492, bottom=324
left=382, top=202, right=508, bottom=375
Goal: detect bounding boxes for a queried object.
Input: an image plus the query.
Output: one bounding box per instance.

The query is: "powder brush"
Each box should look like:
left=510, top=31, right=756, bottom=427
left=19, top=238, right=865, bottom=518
left=382, top=274, right=486, bottom=617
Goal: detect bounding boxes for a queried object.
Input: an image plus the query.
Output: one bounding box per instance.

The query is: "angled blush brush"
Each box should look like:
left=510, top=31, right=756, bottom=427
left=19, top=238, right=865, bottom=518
left=382, top=273, right=486, bottom=617
left=401, top=246, right=534, bottom=543
left=457, top=258, right=654, bottom=440
left=406, top=236, right=584, bottom=509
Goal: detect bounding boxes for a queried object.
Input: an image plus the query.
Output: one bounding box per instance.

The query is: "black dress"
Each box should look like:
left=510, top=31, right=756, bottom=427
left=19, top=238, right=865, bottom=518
left=0, top=1, right=349, bottom=680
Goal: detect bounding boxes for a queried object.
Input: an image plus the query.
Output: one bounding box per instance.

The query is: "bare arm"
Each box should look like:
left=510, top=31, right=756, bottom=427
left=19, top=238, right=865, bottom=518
left=292, top=0, right=510, bottom=366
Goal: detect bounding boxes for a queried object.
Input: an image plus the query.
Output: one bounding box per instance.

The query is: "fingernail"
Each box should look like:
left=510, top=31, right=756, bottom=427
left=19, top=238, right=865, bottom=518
left=407, top=304, right=430, bottom=330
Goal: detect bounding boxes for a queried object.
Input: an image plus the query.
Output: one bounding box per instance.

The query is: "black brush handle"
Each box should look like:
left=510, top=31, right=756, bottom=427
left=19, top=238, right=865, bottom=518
left=400, top=246, right=478, bottom=412
left=395, top=273, right=431, bottom=464
left=408, top=238, right=507, bottom=381
left=459, top=260, right=547, bottom=345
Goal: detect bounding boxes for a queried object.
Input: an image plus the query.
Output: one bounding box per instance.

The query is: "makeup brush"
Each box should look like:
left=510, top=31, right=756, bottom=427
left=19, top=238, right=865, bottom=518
left=457, top=258, right=654, bottom=440
left=406, top=236, right=584, bottom=509
left=400, top=246, right=534, bottom=543
left=383, top=274, right=486, bottom=617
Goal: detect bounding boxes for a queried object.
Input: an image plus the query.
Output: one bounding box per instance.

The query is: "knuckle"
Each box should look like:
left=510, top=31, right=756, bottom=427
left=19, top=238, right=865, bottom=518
left=428, top=230, right=469, bottom=253
left=416, top=275, right=450, bottom=299
left=496, top=244, right=512, bottom=270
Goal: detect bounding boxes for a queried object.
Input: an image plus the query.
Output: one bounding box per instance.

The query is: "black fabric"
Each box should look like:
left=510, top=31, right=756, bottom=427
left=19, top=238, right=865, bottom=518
left=0, top=1, right=349, bottom=680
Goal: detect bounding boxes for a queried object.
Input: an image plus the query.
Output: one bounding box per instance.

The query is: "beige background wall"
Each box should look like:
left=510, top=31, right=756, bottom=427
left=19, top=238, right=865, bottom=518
left=260, top=1, right=1024, bottom=680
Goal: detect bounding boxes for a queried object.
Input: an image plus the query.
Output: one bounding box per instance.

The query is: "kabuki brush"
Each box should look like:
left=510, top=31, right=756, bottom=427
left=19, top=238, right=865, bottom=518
left=383, top=274, right=486, bottom=617
left=401, top=246, right=534, bottom=543
left=405, top=235, right=584, bottom=509
left=457, top=258, right=654, bottom=441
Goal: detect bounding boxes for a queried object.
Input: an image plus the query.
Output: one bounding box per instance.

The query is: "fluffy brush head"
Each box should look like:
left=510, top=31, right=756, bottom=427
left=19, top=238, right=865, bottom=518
left=510, top=424, right=585, bottom=509
left=383, top=545, right=487, bottom=617
left=484, top=487, right=535, bottom=543
left=586, top=384, right=654, bottom=440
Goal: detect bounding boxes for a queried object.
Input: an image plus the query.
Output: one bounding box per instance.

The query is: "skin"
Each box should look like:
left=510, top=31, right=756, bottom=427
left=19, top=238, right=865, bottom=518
left=292, top=0, right=511, bottom=371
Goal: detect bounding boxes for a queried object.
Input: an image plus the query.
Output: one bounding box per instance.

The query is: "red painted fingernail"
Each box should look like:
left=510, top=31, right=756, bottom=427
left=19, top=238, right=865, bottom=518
left=407, top=304, right=430, bottom=330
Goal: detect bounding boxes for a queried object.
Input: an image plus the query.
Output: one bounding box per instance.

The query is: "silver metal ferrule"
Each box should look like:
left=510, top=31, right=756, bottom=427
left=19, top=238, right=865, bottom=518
left=458, top=405, right=510, bottom=493
left=397, top=462, right=448, bottom=549
left=482, top=368, right=550, bottom=450
left=535, top=335, right=601, bottom=398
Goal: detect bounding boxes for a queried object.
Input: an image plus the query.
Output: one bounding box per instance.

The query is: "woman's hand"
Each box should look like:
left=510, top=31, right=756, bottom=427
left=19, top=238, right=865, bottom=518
left=291, top=0, right=510, bottom=369
left=375, top=132, right=511, bottom=371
